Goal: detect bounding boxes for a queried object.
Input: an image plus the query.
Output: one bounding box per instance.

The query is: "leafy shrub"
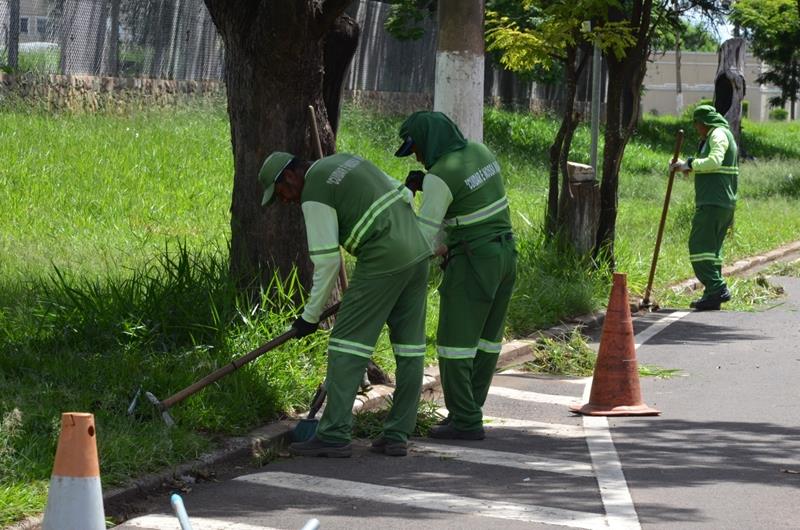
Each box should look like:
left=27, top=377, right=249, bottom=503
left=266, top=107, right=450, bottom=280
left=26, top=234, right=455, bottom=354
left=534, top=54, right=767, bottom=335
left=769, top=108, right=788, bottom=121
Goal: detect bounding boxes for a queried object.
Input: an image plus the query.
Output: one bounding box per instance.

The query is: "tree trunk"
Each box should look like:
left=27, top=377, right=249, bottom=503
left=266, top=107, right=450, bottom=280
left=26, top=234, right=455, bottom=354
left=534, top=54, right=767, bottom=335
left=203, top=0, right=355, bottom=291
left=714, top=38, right=746, bottom=153
left=93, top=0, right=110, bottom=74
left=323, top=13, right=360, bottom=136
left=7, top=0, right=20, bottom=69
left=435, top=0, right=485, bottom=141
left=595, top=0, right=653, bottom=266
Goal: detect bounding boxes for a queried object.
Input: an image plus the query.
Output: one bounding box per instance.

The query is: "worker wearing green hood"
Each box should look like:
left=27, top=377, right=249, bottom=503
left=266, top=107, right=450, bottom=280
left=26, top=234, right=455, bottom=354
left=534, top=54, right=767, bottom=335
left=396, top=111, right=516, bottom=440
left=671, top=104, right=738, bottom=310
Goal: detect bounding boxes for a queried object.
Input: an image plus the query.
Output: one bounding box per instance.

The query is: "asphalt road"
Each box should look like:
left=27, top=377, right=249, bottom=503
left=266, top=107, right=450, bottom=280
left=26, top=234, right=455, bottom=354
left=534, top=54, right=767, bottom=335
left=116, top=275, right=800, bottom=530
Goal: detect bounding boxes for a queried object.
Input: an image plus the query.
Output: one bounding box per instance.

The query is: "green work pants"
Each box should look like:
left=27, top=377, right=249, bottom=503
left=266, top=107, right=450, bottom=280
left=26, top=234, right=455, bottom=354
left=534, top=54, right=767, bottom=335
left=316, top=259, right=429, bottom=444
left=689, top=205, right=734, bottom=296
left=437, top=236, right=517, bottom=432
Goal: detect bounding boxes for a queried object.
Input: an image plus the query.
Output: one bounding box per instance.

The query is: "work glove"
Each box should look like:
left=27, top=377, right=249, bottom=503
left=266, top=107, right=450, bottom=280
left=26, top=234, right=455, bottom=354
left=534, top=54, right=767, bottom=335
left=404, top=170, right=426, bottom=196
left=670, top=158, right=690, bottom=173
left=291, top=316, right=318, bottom=339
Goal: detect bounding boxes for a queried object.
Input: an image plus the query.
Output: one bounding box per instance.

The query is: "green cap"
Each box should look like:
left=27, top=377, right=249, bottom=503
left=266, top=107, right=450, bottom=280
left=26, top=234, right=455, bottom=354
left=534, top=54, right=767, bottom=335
left=258, top=151, right=295, bottom=206
left=692, top=104, right=729, bottom=129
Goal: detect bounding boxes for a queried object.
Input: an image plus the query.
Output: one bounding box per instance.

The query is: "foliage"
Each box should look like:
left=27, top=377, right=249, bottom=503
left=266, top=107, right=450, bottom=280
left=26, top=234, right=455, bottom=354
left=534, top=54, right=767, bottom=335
left=651, top=19, right=721, bottom=52
left=769, top=107, right=789, bottom=121
left=384, top=0, right=436, bottom=40
left=484, top=0, right=636, bottom=75
left=731, top=0, right=800, bottom=111
left=524, top=328, right=597, bottom=376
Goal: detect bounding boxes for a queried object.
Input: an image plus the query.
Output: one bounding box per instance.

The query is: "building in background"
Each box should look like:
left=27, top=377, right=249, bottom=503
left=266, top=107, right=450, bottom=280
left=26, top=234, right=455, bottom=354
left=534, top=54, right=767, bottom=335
left=643, top=50, right=795, bottom=122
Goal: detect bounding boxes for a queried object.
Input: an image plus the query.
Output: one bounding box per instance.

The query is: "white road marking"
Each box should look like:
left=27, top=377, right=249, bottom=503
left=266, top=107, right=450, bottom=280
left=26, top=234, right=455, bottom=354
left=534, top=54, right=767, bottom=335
left=579, top=310, right=691, bottom=530
left=488, top=385, right=581, bottom=406
left=121, top=514, right=281, bottom=529
left=411, top=441, right=594, bottom=477
left=483, top=416, right=586, bottom=438
left=235, top=472, right=608, bottom=530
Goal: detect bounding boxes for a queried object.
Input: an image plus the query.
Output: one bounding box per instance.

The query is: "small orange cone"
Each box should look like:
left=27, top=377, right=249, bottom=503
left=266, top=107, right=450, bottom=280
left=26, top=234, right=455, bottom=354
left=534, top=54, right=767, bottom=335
left=570, top=273, right=660, bottom=416
left=42, top=413, right=106, bottom=530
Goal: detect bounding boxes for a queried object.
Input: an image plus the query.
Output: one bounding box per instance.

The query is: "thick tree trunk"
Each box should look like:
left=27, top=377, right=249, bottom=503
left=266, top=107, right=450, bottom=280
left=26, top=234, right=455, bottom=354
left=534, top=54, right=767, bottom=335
left=435, top=0, right=485, bottom=141
left=8, top=0, right=20, bottom=69
left=203, top=1, right=354, bottom=291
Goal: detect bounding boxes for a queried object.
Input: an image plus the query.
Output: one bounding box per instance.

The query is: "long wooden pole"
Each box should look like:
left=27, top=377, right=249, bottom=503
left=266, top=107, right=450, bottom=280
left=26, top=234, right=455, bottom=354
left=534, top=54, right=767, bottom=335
left=642, top=129, right=684, bottom=308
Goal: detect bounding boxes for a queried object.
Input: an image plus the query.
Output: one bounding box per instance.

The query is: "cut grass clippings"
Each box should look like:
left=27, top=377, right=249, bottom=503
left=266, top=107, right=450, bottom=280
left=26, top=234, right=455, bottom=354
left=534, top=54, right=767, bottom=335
left=523, top=328, right=679, bottom=379
left=658, top=274, right=786, bottom=312
left=352, top=399, right=445, bottom=439
left=765, top=259, right=800, bottom=278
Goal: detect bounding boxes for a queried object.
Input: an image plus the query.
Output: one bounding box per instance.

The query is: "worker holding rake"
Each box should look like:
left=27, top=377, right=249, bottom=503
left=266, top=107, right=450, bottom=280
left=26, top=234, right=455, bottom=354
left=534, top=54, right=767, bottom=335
left=259, top=151, right=431, bottom=457
left=671, top=104, right=739, bottom=311
left=395, top=111, right=516, bottom=440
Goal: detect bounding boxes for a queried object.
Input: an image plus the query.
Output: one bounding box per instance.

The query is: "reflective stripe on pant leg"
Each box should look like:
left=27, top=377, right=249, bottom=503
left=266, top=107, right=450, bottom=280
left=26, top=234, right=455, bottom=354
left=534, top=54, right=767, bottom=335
left=316, top=351, right=370, bottom=443
left=439, top=357, right=482, bottom=431
left=384, top=259, right=430, bottom=442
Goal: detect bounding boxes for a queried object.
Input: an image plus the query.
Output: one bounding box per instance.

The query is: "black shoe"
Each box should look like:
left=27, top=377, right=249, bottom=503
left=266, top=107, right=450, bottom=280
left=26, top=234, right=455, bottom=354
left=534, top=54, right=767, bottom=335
left=436, top=415, right=452, bottom=426
left=429, top=423, right=485, bottom=440
left=289, top=436, right=352, bottom=458
left=718, top=286, right=732, bottom=303
left=693, top=296, right=722, bottom=311
left=369, top=436, right=408, bottom=457
left=689, top=297, right=703, bottom=309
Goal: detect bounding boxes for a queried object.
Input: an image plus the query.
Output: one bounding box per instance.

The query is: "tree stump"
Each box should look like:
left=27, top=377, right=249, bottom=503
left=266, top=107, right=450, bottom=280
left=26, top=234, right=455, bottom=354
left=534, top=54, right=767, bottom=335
left=559, top=162, right=601, bottom=256
left=714, top=38, right=746, bottom=155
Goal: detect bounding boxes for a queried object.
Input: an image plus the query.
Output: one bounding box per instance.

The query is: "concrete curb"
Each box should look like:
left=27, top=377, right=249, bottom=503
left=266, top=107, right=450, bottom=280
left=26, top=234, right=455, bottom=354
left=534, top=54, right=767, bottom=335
left=670, top=239, right=800, bottom=294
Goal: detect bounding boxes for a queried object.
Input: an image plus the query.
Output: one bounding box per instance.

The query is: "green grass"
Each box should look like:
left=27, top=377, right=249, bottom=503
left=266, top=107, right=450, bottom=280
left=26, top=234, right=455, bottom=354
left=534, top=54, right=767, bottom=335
left=1, top=102, right=799, bottom=526
left=351, top=399, right=444, bottom=439
left=766, top=259, right=800, bottom=277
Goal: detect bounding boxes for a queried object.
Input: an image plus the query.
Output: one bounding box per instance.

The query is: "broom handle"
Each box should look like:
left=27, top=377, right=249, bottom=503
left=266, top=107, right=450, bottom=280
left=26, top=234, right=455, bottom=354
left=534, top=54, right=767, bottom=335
left=160, top=303, right=341, bottom=410
left=643, top=129, right=684, bottom=306
left=308, top=105, right=349, bottom=290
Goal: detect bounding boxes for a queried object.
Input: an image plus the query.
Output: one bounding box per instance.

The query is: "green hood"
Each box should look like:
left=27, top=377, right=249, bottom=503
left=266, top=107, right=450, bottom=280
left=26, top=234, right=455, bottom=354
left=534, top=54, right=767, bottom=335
left=398, top=111, right=467, bottom=169
left=693, top=104, right=729, bottom=129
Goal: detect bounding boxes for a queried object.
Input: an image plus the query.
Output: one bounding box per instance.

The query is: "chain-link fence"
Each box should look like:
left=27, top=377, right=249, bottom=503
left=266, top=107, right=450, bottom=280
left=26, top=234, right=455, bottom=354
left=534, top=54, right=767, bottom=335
left=1, top=0, right=223, bottom=79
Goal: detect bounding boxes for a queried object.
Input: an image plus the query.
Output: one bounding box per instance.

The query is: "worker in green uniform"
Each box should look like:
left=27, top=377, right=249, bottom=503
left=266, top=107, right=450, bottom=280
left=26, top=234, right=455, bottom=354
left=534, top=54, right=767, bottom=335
left=395, top=111, right=516, bottom=440
left=259, top=151, right=431, bottom=457
left=671, top=104, right=738, bottom=311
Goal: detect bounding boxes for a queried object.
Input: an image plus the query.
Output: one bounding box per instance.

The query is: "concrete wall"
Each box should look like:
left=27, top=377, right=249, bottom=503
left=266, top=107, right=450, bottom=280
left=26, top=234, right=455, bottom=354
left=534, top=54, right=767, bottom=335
left=643, top=50, right=797, bottom=121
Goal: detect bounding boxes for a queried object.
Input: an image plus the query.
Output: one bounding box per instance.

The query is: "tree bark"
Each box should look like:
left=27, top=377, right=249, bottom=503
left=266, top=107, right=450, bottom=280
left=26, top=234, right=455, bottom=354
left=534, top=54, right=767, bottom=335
left=8, top=0, right=20, bottom=69
left=323, top=12, right=360, bottom=136
left=203, top=0, right=355, bottom=291
left=106, top=0, right=120, bottom=76
left=714, top=38, right=746, bottom=152
left=435, top=0, right=485, bottom=141
left=595, top=0, right=653, bottom=266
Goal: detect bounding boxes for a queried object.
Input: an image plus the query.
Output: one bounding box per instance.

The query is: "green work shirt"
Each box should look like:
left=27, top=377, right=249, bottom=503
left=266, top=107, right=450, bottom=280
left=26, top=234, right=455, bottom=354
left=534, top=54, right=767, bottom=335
left=417, top=142, right=512, bottom=249
left=299, top=153, right=431, bottom=322
left=690, top=126, right=738, bottom=209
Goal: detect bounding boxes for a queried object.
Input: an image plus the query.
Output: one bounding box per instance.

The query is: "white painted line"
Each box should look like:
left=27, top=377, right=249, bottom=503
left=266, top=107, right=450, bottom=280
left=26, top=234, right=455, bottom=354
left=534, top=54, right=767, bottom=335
left=483, top=416, right=585, bottom=438
left=236, top=472, right=608, bottom=530
left=411, top=441, right=594, bottom=477
left=634, top=311, right=690, bottom=350
left=580, top=310, right=691, bottom=530
left=488, top=385, right=581, bottom=406
left=120, top=514, right=280, bottom=529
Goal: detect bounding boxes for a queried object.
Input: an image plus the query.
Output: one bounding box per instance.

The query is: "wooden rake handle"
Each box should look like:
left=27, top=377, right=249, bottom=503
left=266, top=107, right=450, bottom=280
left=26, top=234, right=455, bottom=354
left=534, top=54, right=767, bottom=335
left=642, top=129, right=684, bottom=307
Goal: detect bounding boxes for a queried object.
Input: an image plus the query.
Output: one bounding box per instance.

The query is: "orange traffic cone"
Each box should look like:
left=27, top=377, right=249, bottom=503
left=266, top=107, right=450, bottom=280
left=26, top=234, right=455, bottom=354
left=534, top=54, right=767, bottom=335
left=42, top=413, right=106, bottom=530
left=570, top=273, right=660, bottom=416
